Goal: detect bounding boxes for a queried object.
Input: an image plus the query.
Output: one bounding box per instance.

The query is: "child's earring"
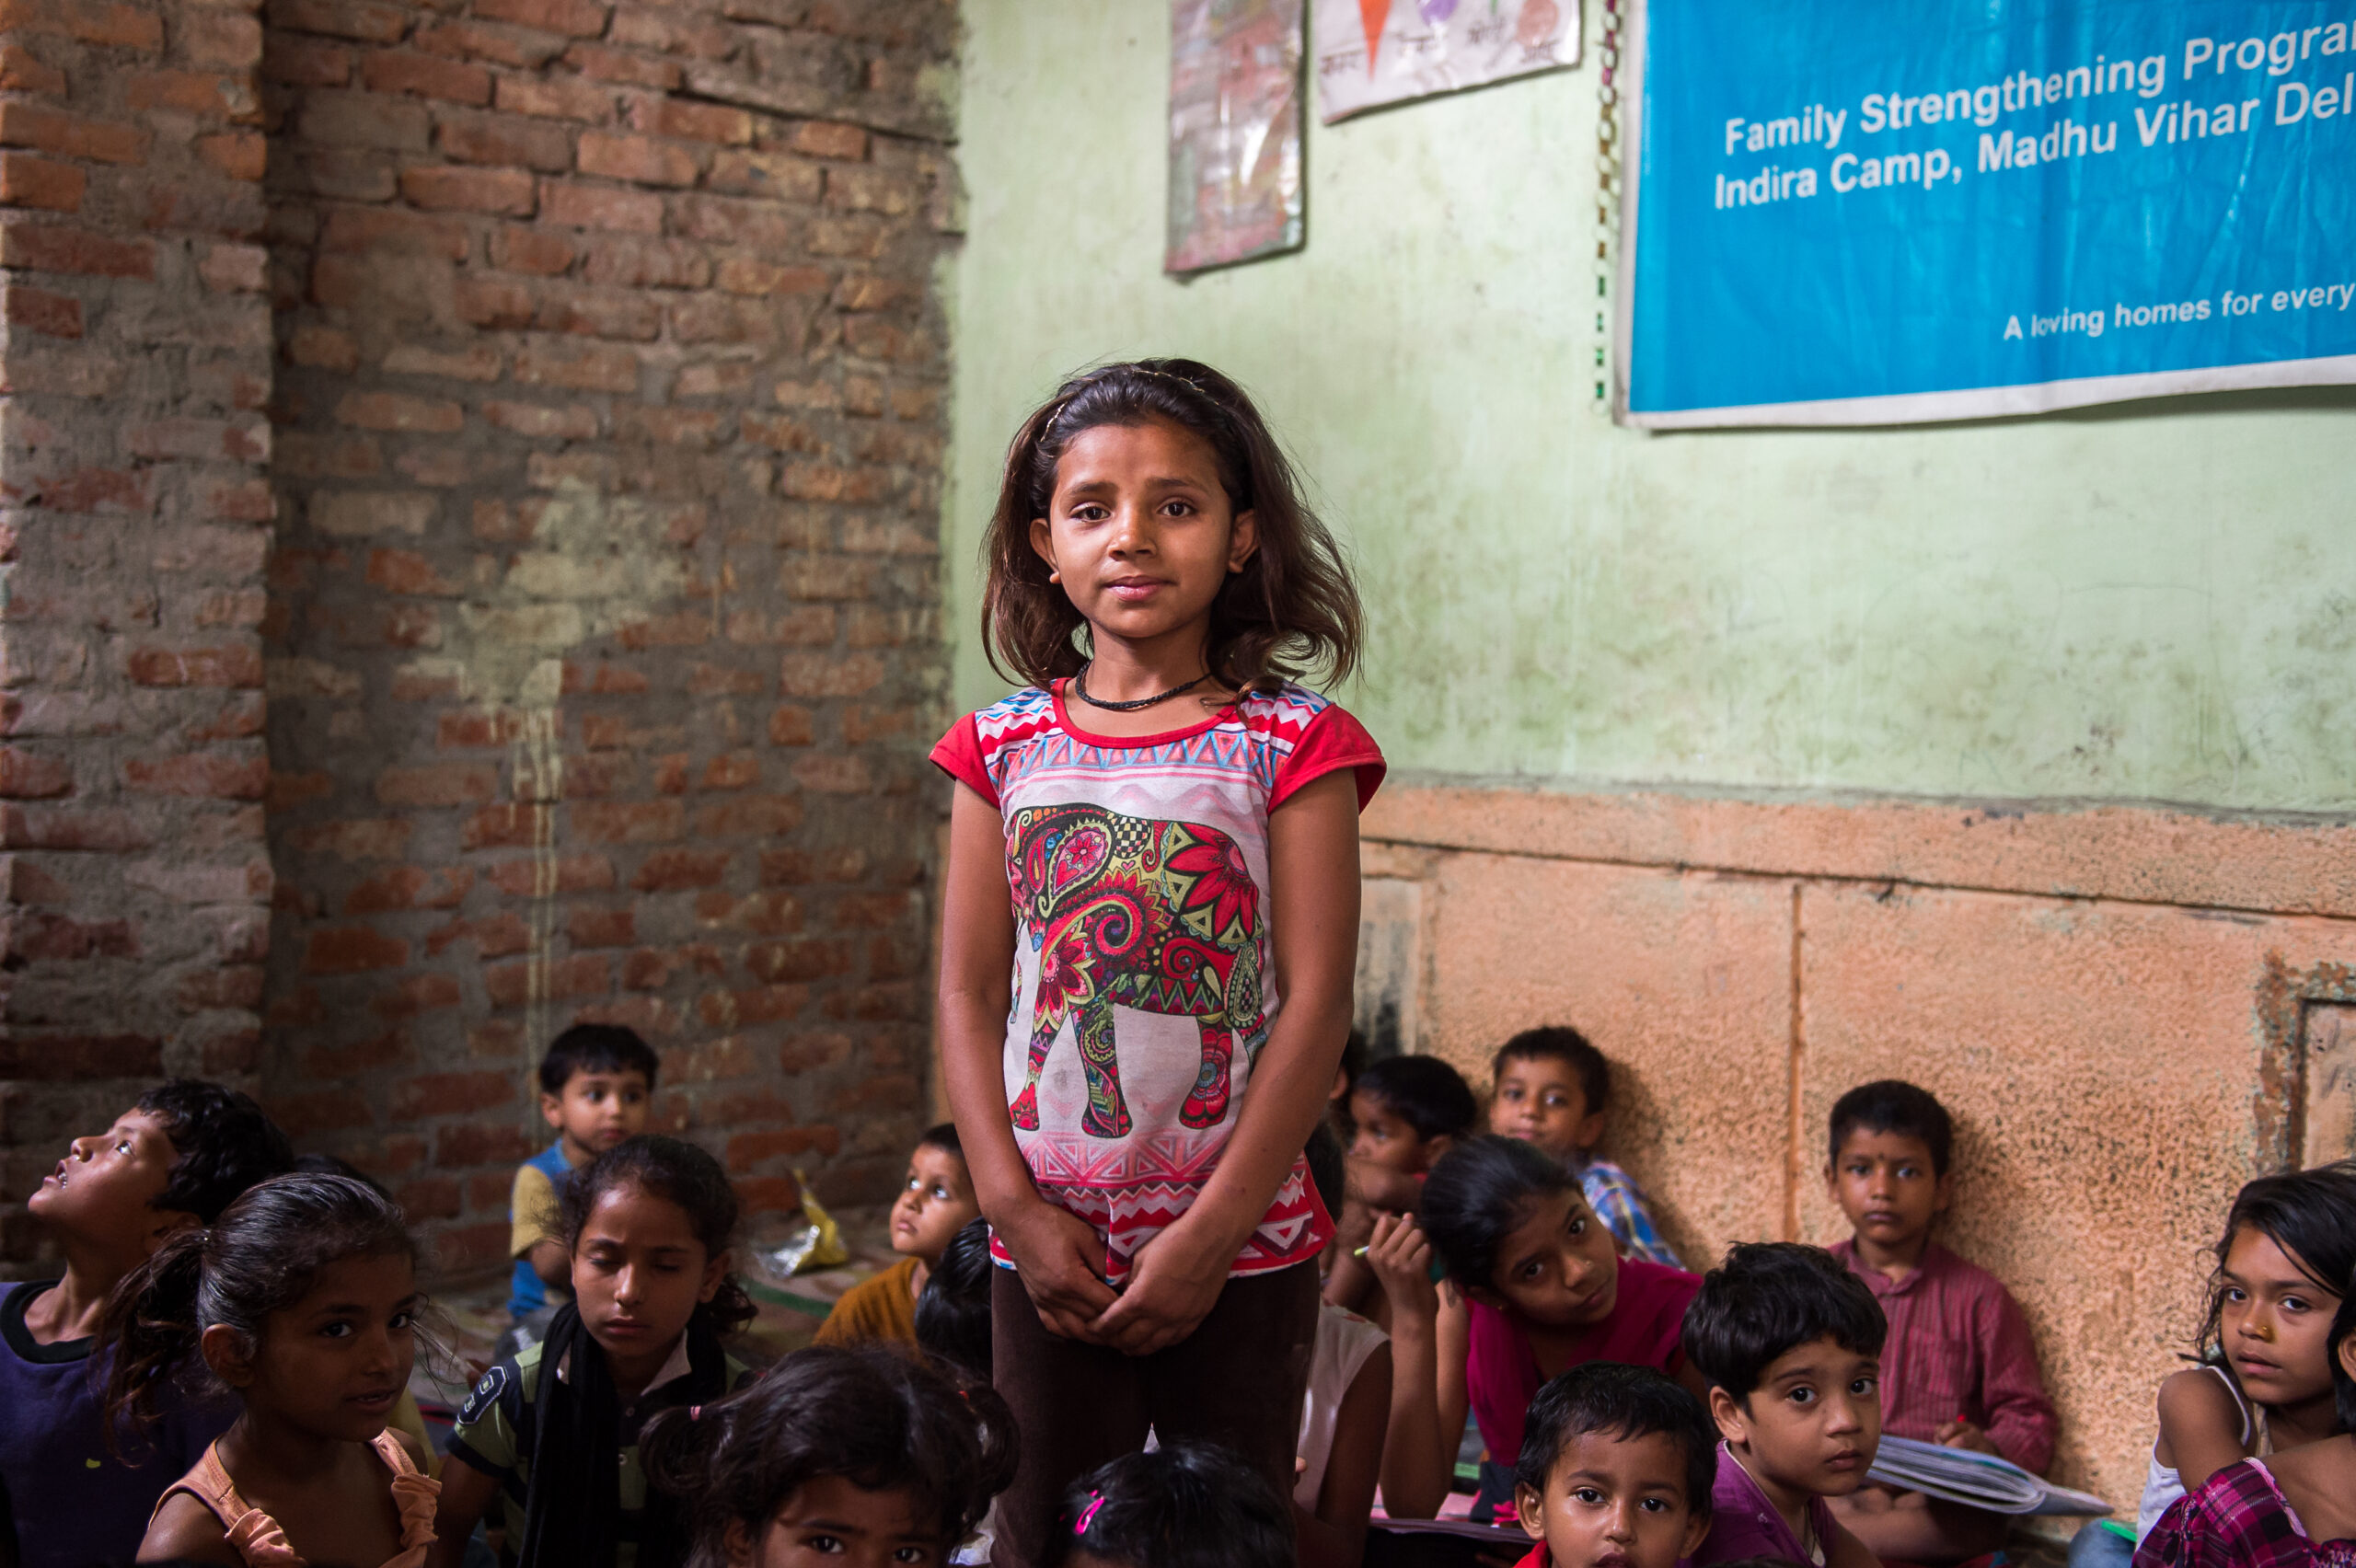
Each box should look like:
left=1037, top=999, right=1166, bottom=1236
left=1047, top=569, right=1060, bottom=582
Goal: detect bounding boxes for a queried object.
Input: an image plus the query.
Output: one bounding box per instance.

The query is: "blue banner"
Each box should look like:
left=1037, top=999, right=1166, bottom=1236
left=1618, top=0, right=2356, bottom=425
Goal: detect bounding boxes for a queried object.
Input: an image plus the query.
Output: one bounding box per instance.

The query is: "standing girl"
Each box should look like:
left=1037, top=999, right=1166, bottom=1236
left=99, top=1171, right=440, bottom=1565
left=431, top=1136, right=760, bottom=1568
left=933, top=358, right=1381, bottom=1567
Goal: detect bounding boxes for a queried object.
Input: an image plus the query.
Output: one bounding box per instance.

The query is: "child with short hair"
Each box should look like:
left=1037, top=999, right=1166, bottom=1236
left=1491, top=1026, right=1680, bottom=1266
left=2138, top=1274, right=2356, bottom=1568
left=1823, top=1079, right=2056, bottom=1563
left=816, top=1123, right=980, bottom=1348
left=1324, top=1054, right=1479, bottom=1314
left=434, top=1135, right=760, bottom=1567
left=1045, top=1440, right=1297, bottom=1568
left=1375, top=1135, right=1705, bottom=1524
left=508, top=1023, right=658, bottom=1326
left=105, top=1171, right=442, bottom=1564
left=1683, top=1241, right=1886, bottom=1568
left=1511, top=1361, right=1718, bottom=1568
left=1, top=1080, right=293, bottom=1568
left=640, top=1343, right=1016, bottom=1568
left=933, top=359, right=1381, bottom=1568
left=2131, top=1162, right=2356, bottom=1552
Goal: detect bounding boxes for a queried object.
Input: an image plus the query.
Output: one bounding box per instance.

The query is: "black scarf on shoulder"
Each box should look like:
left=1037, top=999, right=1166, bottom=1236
left=514, top=1301, right=728, bottom=1568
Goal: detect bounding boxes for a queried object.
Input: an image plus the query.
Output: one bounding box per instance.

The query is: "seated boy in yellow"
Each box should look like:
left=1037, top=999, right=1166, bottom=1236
left=815, top=1124, right=978, bottom=1345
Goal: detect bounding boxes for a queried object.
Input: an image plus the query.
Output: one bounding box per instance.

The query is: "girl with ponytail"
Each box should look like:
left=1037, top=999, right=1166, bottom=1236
left=99, top=1170, right=441, bottom=1565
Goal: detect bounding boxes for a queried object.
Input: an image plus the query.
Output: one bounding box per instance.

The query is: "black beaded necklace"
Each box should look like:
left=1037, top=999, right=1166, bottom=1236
left=1071, top=663, right=1208, bottom=712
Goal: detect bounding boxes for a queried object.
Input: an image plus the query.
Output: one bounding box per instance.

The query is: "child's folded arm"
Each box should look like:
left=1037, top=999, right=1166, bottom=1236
left=2152, top=1366, right=2253, bottom=1494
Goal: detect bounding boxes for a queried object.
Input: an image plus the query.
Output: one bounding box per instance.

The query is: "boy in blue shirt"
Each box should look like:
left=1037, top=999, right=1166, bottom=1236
left=508, top=1024, right=658, bottom=1325
left=1, top=1079, right=293, bottom=1568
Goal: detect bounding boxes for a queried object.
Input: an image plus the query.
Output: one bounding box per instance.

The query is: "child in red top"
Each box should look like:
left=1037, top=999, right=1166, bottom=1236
left=1367, top=1135, right=1706, bottom=1524
left=932, top=359, right=1382, bottom=1568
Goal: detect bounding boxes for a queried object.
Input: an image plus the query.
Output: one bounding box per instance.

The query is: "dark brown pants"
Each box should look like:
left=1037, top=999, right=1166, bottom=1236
left=988, top=1261, right=1319, bottom=1568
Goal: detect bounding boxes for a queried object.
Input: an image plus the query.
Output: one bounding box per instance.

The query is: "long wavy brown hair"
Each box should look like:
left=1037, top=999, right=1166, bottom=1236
left=981, top=359, right=1362, bottom=695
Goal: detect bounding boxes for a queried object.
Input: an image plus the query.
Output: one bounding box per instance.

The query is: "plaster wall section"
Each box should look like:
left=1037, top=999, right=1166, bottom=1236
left=0, top=0, right=275, bottom=1265
left=255, top=0, right=960, bottom=1273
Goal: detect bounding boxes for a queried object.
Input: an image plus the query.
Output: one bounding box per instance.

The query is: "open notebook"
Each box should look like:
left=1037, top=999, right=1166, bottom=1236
left=1867, top=1435, right=2112, bottom=1516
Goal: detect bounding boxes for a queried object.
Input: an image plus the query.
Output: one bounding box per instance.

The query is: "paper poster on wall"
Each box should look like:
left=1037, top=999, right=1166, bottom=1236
left=1615, top=0, right=2356, bottom=427
left=1169, top=0, right=1306, bottom=274
left=1312, top=0, right=1579, bottom=122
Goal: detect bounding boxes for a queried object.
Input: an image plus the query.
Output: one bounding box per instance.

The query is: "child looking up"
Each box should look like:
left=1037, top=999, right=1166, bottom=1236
left=640, top=1344, right=1016, bottom=1568
left=817, top=1124, right=980, bottom=1348
left=434, top=1136, right=760, bottom=1568
left=1684, top=1242, right=1886, bottom=1568
left=1511, top=1362, right=1719, bottom=1568
left=933, top=359, right=1380, bottom=1567
left=2, top=1080, right=293, bottom=1568
left=1379, top=1135, right=1705, bottom=1523
left=1490, top=1026, right=1680, bottom=1267
left=1046, top=1441, right=1297, bottom=1568
left=2138, top=1274, right=2356, bottom=1568
left=1822, top=1079, right=2055, bottom=1562
left=103, top=1171, right=441, bottom=1565
left=2134, top=1163, right=2356, bottom=1547
left=509, top=1024, right=658, bottom=1329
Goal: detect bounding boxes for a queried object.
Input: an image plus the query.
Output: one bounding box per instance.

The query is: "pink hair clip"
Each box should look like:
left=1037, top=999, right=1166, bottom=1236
left=688, top=1405, right=703, bottom=1420
left=1073, top=1492, right=1106, bottom=1535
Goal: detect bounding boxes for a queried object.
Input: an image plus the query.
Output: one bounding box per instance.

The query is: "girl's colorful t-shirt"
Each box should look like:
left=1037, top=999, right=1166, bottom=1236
left=930, top=680, right=1384, bottom=1283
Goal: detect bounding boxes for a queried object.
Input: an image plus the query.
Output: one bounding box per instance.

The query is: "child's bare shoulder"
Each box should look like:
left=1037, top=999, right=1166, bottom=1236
left=141, top=1490, right=241, bottom=1564
left=2154, top=1366, right=2240, bottom=1425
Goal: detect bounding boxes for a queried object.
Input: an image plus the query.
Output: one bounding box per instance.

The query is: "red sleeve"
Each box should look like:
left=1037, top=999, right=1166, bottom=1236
left=928, top=714, right=999, bottom=809
left=1976, top=1281, right=2058, bottom=1475
left=1271, top=704, right=1386, bottom=812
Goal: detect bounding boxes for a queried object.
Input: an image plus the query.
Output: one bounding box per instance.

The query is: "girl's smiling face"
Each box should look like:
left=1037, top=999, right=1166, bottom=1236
left=572, top=1182, right=726, bottom=1374
left=1028, top=418, right=1257, bottom=657
left=1478, top=1189, right=1622, bottom=1330
left=731, top=1475, right=941, bottom=1567
left=208, top=1250, right=419, bottom=1443
left=2219, top=1224, right=2342, bottom=1409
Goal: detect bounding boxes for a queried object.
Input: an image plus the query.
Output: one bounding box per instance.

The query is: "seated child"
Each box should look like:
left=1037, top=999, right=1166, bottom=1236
left=106, top=1171, right=442, bottom=1565
left=641, top=1343, right=1016, bottom=1568
left=1295, top=1120, right=1392, bottom=1568
left=817, top=1122, right=980, bottom=1347
left=1, top=1080, right=292, bottom=1568
left=2138, top=1275, right=2356, bottom=1568
left=916, top=1216, right=997, bottom=1378
left=1326, top=1053, right=1479, bottom=1313
left=1046, top=1439, right=1297, bottom=1568
left=1491, top=1026, right=1680, bottom=1266
left=1823, top=1080, right=2056, bottom=1563
left=436, top=1135, right=760, bottom=1566
left=2132, top=1162, right=2356, bottom=1550
left=1683, top=1241, right=1885, bottom=1568
left=1380, top=1135, right=1704, bottom=1524
left=1511, top=1362, right=1718, bottom=1568
left=508, top=1023, right=657, bottom=1329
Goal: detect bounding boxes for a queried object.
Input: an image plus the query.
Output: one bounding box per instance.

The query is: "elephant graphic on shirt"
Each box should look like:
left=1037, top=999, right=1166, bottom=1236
left=1004, top=802, right=1267, bottom=1139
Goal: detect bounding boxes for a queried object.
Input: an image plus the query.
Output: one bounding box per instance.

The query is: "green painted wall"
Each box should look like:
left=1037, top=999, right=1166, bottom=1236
left=945, top=1, right=2356, bottom=813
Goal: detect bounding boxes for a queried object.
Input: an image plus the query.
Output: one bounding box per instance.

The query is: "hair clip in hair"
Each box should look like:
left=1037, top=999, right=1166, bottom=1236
left=1073, top=1492, right=1105, bottom=1535
left=689, top=1404, right=703, bottom=1420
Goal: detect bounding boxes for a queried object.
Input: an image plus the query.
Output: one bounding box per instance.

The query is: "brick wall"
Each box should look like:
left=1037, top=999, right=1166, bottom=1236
left=0, top=0, right=276, bottom=1261
left=0, top=0, right=958, bottom=1275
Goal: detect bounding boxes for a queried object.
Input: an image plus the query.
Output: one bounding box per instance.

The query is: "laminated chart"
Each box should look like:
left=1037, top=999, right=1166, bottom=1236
left=1313, top=0, right=1579, bottom=122
left=1169, top=0, right=1307, bottom=273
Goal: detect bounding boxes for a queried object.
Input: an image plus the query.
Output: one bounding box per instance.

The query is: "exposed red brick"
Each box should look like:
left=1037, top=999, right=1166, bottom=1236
left=127, top=645, right=265, bottom=688
left=472, top=0, right=610, bottom=38
left=398, top=164, right=535, bottom=214
left=122, top=752, right=270, bottom=800
left=0, top=151, right=84, bottom=212
left=361, top=50, right=491, bottom=104
left=303, top=926, right=410, bottom=974
left=391, top=1069, right=514, bottom=1120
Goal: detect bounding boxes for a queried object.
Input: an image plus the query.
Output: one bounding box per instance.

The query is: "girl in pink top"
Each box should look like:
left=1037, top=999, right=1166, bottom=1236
left=1367, top=1135, right=1705, bottom=1524
left=934, top=359, right=1380, bottom=1567
left=100, top=1171, right=439, bottom=1566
